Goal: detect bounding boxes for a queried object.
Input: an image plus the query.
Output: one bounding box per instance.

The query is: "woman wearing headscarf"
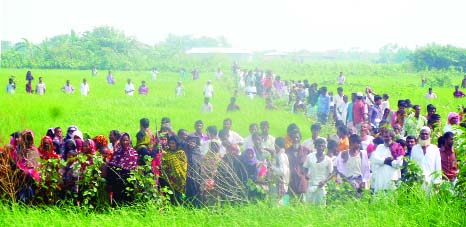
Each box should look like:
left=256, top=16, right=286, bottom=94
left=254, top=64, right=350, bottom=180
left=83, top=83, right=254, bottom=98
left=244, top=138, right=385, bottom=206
left=93, top=135, right=113, bottom=162
left=38, top=136, right=59, bottom=160
left=60, top=139, right=80, bottom=199
left=16, top=130, right=41, bottom=202
left=106, top=133, right=138, bottom=204
left=160, top=136, right=188, bottom=204
left=443, top=112, right=460, bottom=133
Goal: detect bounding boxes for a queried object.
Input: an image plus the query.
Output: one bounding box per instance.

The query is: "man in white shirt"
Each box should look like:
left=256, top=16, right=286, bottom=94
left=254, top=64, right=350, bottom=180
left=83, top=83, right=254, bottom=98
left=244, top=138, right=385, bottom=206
left=61, top=80, right=74, bottom=94
left=410, top=127, right=442, bottom=190
left=80, top=79, right=90, bottom=96
left=338, top=72, right=345, bottom=85
left=370, top=130, right=404, bottom=192
left=223, top=118, right=244, bottom=146
left=425, top=87, right=437, bottom=99
left=35, top=77, right=46, bottom=95
left=203, top=80, right=214, bottom=98
left=201, top=97, right=213, bottom=112
left=125, top=79, right=135, bottom=96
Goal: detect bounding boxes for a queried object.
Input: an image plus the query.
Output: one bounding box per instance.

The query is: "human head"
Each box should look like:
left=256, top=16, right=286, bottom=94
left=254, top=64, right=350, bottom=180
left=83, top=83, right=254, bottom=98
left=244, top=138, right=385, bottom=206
left=428, top=87, right=432, bottom=93
left=337, top=125, right=348, bottom=138
left=383, top=93, right=389, bottom=101
left=161, top=117, right=171, bottom=128
left=177, top=129, right=189, bottom=141
left=420, top=126, right=431, bottom=141
left=206, top=125, right=218, bottom=138
left=382, top=129, right=395, bottom=146
left=374, top=95, right=382, bottom=105
left=223, top=118, right=232, bottom=130
left=120, top=133, right=132, bottom=149
left=140, top=118, right=150, bottom=129
left=249, top=123, right=258, bottom=134
left=260, top=121, right=270, bottom=135
left=83, top=78, right=87, bottom=84
left=194, top=120, right=203, bottom=133
left=405, top=136, right=417, bottom=150
left=327, top=139, right=338, bottom=156
left=275, top=137, right=286, bottom=150
left=442, top=131, right=454, bottom=148
left=66, top=80, right=70, bottom=85
left=337, top=87, right=343, bottom=95
left=109, top=130, right=121, bottom=143
left=413, top=105, right=421, bottom=117
left=230, top=97, right=236, bottom=104
left=311, top=123, right=321, bottom=138
left=447, top=112, right=460, bottom=125
left=455, top=85, right=459, bottom=91
left=314, top=138, right=327, bottom=154
left=168, top=136, right=180, bottom=151
left=349, top=134, right=361, bottom=151
left=397, top=100, right=406, bottom=113
left=427, top=104, right=436, bottom=116
left=127, top=78, right=131, bottom=84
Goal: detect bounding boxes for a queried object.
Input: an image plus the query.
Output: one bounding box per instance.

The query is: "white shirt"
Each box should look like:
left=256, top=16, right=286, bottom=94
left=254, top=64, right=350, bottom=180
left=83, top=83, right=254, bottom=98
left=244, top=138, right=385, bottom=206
left=62, top=84, right=74, bottom=94
left=80, top=83, right=90, bottom=96
left=381, top=100, right=390, bottom=113
left=36, top=82, right=46, bottom=95
left=425, top=93, right=437, bottom=99
left=204, top=84, right=214, bottom=98
left=410, top=144, right=442, bottom=186
left=303, top=153, right=333, bottom=188
left=338, top=75, right=346, bottom=85
left=175, top=86, right=185, bottom=96
left=125, top=83, right=135, bottom=96
left=370, top=144, right=403, bottom=192
left=270, top=149, right=290, bottom=193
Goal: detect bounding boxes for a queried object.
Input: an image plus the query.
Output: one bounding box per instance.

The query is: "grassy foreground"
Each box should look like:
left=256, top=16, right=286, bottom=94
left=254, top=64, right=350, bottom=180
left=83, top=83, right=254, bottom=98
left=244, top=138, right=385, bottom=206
left=0, top=190, right=464, bottom=227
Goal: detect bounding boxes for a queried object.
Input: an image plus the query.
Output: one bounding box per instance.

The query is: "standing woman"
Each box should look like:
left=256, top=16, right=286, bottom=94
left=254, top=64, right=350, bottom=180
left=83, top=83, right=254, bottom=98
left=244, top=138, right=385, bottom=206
left=106, top=133, right=138, bottom=205
left=16, top=130, right=41, bottom=202
left=160, top=136, right=188, bottom=204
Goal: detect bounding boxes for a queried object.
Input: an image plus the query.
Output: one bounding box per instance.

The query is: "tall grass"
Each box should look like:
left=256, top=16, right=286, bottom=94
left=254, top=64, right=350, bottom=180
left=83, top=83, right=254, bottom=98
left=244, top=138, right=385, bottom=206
left=0, top=187, right=464, bottom=226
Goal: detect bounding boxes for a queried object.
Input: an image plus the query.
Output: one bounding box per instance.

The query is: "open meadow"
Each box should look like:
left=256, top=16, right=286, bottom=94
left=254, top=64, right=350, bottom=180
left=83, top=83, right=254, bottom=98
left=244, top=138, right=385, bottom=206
left=0, top=63, right=465, bottom=226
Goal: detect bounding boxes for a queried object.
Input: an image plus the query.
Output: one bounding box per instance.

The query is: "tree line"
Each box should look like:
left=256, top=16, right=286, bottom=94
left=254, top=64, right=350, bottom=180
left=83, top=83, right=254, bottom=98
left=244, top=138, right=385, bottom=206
left=1, top=26, right=466, bottom=72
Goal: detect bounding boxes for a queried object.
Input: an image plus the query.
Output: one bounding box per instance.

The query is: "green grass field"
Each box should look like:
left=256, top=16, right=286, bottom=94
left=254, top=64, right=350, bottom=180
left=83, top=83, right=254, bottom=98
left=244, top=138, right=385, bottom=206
left=0, top=64, right=465, bottom=226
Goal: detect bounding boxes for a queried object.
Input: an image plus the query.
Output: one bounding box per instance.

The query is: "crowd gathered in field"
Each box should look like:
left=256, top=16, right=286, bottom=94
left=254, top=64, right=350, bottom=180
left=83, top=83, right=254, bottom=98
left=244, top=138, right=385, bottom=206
left=2, top=65, right=466, bottom=207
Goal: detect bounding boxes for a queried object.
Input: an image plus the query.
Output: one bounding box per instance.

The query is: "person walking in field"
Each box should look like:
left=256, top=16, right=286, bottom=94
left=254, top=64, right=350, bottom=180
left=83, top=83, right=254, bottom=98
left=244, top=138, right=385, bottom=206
left=203, top=80, right=214, bottom=99
left=151, top=67, right=159, bottom=81
left=92, top=66, right=98, bottom=76
left=138, top=81, right=148, bottom=95
left=175, top=81, right=185, bottom=96
left=125, top=79, right=135, bottom=96
left=453, top=85, right=465, bottom=98
left=80, top=79, right=90, bottom=96
left=61, top=80, right=75, bottom=94
left=26, top=70, right=34, bottom=84
left=107, top=71, right=115, bottom=85
left=338, top=72, right=345, bottom=85
left=425, top=87, right=437, bottom=99
left=201, top=97, right=213, bottom=112
left=6, top=77, right=16, bottom=94
left=36, top=77, right=46, bottom=95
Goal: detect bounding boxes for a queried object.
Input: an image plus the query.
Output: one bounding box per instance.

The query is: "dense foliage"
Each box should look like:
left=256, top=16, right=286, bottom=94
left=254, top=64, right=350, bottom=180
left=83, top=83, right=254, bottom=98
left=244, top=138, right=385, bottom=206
left=3, top=26, right=466, bottom=73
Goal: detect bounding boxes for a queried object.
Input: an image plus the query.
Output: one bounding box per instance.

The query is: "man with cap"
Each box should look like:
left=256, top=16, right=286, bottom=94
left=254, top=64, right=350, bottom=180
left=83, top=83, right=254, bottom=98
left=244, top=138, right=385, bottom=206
left=410, top=127, right=442, bottom=191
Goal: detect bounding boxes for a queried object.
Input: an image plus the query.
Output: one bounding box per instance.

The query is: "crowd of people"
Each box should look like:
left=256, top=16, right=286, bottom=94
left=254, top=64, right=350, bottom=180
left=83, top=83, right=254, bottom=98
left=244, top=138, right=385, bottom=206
left=2, top=66, right=466, bottom=207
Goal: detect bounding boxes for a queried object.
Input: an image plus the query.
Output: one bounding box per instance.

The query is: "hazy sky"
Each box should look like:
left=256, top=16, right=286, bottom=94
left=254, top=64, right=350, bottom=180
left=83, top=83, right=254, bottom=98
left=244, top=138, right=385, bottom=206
left=1, top=0, right=466, bottom=51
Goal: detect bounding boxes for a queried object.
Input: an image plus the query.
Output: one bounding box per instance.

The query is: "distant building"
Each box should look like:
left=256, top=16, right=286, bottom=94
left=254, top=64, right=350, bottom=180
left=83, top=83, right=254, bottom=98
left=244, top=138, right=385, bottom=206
left=186, top=47, right=253, bottom=61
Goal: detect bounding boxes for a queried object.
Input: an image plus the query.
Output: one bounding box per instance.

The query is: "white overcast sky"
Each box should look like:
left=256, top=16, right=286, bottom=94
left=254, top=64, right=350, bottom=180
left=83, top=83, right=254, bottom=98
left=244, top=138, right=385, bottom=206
left=1, top=0, right=466, bottom=52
